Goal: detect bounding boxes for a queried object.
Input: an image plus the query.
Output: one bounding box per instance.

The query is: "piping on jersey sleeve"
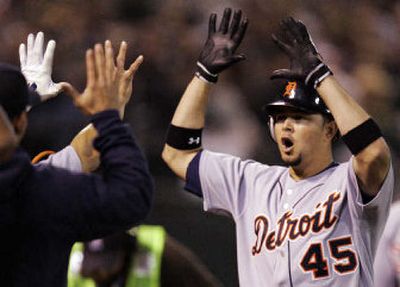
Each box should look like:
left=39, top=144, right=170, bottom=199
left=184, top=150, right=203, bottom=197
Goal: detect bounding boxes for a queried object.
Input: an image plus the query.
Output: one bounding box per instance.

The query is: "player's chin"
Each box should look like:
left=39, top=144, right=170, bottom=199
left=281, top=154, right=301, bottom=167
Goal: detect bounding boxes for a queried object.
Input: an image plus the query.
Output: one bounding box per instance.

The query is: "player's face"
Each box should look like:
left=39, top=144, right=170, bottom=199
left=273, top=110, right=332, bottom=168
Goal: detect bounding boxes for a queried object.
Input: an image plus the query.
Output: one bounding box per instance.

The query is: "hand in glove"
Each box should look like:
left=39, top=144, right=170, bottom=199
left=196, top=8, right=248, bottom=83
left=271, top=17, right=332, bottom=89
left=19, top=32, right=64, bottom=103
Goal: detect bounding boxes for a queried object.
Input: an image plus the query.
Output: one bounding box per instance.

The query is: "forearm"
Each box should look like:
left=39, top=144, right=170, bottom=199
left=162, top=77, right=211, bottom=180
left=66, top=110, right=154, bottom=239
left=317, top=76, right=390, bottom=195
left=316, top=76, right=369, bottom=135
left=163, top=8, right=247, bottom=180
left=32, top=118, right=154, bottom=240
left=92, top=110, right=153, bottom=209
left=171, top=76, right=211, bottom=128
left=70, top=124, right=99, bottom=172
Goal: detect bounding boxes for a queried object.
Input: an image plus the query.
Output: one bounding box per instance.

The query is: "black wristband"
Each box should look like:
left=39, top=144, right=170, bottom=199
left=166, top=124, right=203, bottom=150
left=342, top=118, right=382, bottom=155
left=195, top=61, right=218, bottom=83
left=305, top=63, right=333, bottom=89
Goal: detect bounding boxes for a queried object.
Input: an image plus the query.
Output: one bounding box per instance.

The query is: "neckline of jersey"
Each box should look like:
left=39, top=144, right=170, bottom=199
left=287, top=161, right=339, bottom=185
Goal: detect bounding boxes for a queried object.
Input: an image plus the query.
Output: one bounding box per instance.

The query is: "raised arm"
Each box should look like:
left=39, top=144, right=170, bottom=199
left=69, top=41, right=143, bottom=173
left=23, top=34, right=143, bottom=173
left=317, top=78, right=390, bottom=197
left=162, top=8, right=248, bottom=180
left=37, top=41, right=153, bottom=239
left=271, top=17, right=391, bottom=197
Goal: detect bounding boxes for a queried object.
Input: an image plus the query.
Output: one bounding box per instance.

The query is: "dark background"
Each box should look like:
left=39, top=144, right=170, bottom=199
left=2, top=0, right=400, bottom=285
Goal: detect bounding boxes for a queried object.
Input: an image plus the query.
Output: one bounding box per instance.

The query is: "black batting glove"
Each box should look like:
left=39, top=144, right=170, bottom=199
left=271, top=17, right=332, bottom=89
left=196, top=8, right=248, bottom=83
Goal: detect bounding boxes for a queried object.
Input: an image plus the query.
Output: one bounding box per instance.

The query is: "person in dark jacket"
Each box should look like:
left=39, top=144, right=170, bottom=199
left=0, top=40, right=153, bottom=287
left=21, top=33, right=222, bottom=287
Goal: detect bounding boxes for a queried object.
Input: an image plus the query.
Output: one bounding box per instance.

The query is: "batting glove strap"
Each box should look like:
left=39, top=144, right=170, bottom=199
left=195, top=61, right=218, bottom=84
left=305, top=63, right=333, bottom=90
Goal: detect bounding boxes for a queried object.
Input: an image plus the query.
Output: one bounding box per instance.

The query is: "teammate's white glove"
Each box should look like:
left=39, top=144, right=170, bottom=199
left=19, top=32, right=63, bottom=102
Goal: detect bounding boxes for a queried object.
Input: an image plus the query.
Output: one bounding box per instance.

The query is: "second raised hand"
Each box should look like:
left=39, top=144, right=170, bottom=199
left=196, top=7, right=248, bottom=83
left=62, top=41, right=143, bottom=116
left=270, top=17, right=331, bottom=89
left=19, top=32, right=64, bottom=102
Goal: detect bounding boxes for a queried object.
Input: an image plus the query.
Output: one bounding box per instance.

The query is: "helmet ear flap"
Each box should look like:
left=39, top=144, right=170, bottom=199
left=268, top=116, right=276, bottom=142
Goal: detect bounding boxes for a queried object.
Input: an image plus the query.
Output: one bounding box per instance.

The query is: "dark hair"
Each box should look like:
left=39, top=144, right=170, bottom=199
left=0, top=64, right=30, bottom=119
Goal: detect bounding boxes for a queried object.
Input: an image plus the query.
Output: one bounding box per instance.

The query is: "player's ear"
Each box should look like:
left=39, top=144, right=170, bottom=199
left=324, top=118, right=338, bottom=142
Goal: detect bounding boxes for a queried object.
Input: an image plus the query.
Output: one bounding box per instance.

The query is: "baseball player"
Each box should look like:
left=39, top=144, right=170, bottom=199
left=161, top=8, right=393, bottom=287
left=0, top=38, right=153, bottom=287
left=374, top=201, right=400, bottom=287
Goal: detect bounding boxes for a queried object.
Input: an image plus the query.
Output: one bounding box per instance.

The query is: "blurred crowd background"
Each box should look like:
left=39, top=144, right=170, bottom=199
left=1, top=0, right=400, bottom=285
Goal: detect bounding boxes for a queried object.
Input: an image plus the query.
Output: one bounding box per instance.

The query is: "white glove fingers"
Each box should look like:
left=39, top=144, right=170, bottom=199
left=19, top=43, right=27, bottom=68
left=33, top=31, right=44, bottom=64
left=26, top=33, right=35, bottom=65
left=43, top=40, right=56, bottom=73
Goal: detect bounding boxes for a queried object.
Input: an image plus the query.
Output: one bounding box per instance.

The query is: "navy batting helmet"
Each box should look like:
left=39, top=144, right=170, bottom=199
left=264, top=81, right=332, bottom=141
left=0, top=63, right=39, bottom=119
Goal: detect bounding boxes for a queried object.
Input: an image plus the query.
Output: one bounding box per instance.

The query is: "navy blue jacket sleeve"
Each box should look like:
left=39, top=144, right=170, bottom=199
left=0, top=149, right=32, bottom=228
left=22, top=110, right=154, bottom=241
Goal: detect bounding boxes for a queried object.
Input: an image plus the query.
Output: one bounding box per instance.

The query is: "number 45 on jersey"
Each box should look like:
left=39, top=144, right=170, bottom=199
left=300, top=236, right=358, bottom=280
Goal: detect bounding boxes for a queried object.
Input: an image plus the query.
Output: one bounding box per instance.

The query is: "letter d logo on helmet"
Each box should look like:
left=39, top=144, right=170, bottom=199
left=283, top=81, right=297, bottom=98
left=263, top=81, right=331, bottom=142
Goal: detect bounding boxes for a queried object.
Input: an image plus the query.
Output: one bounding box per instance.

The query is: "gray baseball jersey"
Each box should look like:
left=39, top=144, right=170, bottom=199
left=34, top=145, right=82, bottom=172
left=374, top=201, right=400, bottom=287
left=186, top=150, right=393, bottom=287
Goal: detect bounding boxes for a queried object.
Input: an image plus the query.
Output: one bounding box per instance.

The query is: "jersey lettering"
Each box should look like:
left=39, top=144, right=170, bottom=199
left=252, top=191, right=340, bottom=255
